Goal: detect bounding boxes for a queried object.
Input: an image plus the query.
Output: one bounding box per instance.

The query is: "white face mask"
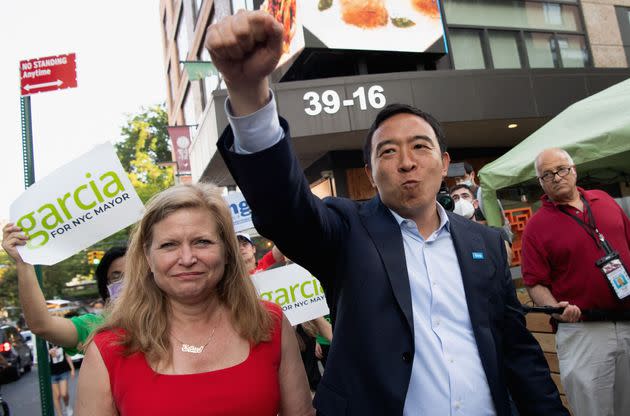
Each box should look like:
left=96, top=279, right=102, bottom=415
left=453, top=199, right=476, bottom=219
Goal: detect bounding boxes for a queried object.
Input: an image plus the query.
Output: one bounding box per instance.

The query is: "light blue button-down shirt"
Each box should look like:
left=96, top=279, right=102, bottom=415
left=390, top=208, right=495, bottom=416
left=226, top=93, right=495, bottom=415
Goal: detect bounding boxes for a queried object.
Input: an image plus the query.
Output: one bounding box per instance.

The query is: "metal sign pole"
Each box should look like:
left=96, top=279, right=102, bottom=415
left=20, top=95, right=54, bottom=416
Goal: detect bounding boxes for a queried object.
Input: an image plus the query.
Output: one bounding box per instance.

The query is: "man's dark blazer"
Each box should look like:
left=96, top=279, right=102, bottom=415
left=218, top=119, right=567, bottom=416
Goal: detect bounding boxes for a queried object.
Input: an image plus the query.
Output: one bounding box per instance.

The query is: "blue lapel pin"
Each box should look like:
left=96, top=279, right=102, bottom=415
left=472, top=251, right=484, bottom=260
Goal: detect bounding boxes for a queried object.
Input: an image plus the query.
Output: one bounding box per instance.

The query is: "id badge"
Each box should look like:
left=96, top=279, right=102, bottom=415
left=596, top=253, right=630, bottom=300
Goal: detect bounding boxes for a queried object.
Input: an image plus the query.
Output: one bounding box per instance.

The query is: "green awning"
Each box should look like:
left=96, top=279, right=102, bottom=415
left=479, top=77, right=630, bottom=226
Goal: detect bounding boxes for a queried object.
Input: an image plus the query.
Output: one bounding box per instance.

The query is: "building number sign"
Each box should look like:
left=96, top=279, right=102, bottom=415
left=303, top=85, right=386, bottom=116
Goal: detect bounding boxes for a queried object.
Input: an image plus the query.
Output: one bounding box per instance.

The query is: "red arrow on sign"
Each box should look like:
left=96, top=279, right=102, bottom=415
left=20, top=53, right=77, bottom=96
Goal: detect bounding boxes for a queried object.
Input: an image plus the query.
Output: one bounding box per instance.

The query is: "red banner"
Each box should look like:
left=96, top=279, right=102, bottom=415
left=20, top=53, right=77, bottom=96
left=167, top=126, right=192, bottom=175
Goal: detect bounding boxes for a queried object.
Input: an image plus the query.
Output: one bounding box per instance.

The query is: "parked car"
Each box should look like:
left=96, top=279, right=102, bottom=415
left=19, top=330, right=37, bottom=364
left=0, top=325, right=33, bottom=381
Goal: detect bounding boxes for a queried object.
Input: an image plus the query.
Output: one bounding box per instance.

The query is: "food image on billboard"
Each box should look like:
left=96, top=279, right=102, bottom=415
left=260, top=0, right=306, bottom=67
left=301, top=0, right=446, bottom=53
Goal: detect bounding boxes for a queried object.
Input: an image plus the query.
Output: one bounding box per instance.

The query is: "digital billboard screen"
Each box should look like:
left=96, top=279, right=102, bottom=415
left=257, top=0, right=447, bottom=70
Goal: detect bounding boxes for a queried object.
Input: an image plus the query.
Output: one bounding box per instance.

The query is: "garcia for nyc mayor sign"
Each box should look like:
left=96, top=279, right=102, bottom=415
left=10, top=143, right=144, bottom=265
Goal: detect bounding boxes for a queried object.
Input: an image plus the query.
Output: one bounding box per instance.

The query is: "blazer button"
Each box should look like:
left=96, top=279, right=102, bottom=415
left=402, top=352, right=411, bottom=362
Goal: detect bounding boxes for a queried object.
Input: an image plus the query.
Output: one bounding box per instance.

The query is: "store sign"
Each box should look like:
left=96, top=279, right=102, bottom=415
left=20, top=53, right=78, bottom=96
left=252, top=263, right=329, bottom=326
left=303, top=85, right=386, bottom=115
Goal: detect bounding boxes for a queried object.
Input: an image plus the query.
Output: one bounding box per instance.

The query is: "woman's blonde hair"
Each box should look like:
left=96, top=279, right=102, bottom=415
left=93, top=183, right=273, bottom=365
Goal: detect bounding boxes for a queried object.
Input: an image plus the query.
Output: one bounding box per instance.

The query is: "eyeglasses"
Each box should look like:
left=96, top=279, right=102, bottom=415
left=108, top=271, right=124, bottom=283
left=539, top=167, right=573, bottom=182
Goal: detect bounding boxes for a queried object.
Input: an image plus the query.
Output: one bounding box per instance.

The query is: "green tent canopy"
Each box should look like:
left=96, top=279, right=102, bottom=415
left=479, top=78, right=630, bottom=226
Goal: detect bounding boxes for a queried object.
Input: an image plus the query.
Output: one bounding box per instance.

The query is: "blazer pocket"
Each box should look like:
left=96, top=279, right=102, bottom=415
left=314, top=382, right=348, bottom=416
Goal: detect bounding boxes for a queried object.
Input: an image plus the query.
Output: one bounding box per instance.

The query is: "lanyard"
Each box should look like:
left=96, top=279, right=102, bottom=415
left=559, top=195, right=614, bottom=255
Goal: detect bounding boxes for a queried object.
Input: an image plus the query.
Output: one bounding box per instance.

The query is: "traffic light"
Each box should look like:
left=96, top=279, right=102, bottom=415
left=87, top=250, right=105, bottom=265
left=94, top=250, right=105, bottom=265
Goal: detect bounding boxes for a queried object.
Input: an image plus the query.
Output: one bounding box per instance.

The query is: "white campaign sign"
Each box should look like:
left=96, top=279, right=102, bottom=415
left=224, top=191, right=253, bottom=232
left=10, top=143, right=144, bottom=265
left=252, top=263, right=329, bottom=326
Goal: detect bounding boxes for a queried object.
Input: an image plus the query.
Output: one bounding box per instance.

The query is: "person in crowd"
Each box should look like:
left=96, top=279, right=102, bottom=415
left=206, top=10, right=567, bottom=416
left=450, top=183, right=480, bottom=220
left=48, top=343, right=75, bottom=416
left=0, top=228, right=126, bottom=356
left=451, top=184, right=513, bottom=260
left=522, top=147, right=630, bottom=416
left=75, top=183, right=313, bottom=416
left=237, top=232, right=285, bottom=274
left=296, top=316, right=333, bottom=392
left=314, top=315, right=333, bottom=368
left=451, top=161, right=515, bottom=241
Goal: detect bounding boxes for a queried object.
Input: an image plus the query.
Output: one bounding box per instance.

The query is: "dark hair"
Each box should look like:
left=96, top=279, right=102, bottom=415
left=363, top=103, right=447, bottom=168
left=463, top=162, right=474, bottom=174
left=95, top=246, right=127, bottom=301
left=449, top=184, right=474, bottom=197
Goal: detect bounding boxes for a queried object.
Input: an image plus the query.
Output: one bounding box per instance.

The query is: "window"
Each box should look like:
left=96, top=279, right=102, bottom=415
left=183, top=86, right=197, bottom=129
left=444, top=0, right=589, bottom=69
left=524, top=32, right=556, bottom=68
left=557, top=35, right=588, bottom=68
left=444, top=0, right=581, bottom=32
left=193, top=0, right=204, bottom=25
left=488, top=31, right=522, bottom=69
left=231, top=0, right=255, bottom=13
left=616, top=6, right=630, bottom=67
left=450, top=29, right=486, bottom=69
left=176, top=8, right=189, bottom=69
left=167, top=64, right=175, bottom=107
left=200, top=47, right=221, bottom=109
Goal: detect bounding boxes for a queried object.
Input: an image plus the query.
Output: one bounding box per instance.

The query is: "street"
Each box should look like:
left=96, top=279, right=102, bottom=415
left=1, top=366, right=79, bottom=416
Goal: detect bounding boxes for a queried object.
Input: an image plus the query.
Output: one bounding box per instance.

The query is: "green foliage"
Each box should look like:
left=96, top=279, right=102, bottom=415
left=115, top=104, right=174, bottom=204
left=0, top=250, right=19, bottom=308
left=115, top=105, right=171, bottom=172
left=41, top=251, right=91, bottom=299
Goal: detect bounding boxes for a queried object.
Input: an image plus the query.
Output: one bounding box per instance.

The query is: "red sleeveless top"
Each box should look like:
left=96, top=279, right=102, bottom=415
left=94, top=302, right=282, bottom=415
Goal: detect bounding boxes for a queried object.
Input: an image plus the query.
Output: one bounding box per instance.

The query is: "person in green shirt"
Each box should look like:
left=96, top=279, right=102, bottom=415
left=1, top=223, right=126, bottom=355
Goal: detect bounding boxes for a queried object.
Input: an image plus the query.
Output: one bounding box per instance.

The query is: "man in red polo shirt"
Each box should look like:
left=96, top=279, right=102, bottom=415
left=522, top=147, right=630, bottom=416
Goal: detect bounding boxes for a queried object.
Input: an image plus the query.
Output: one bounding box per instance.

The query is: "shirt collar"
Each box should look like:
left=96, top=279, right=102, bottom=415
left=388, top=203, right=451, bottom=234
left=542, top=186, right=596, bottom=207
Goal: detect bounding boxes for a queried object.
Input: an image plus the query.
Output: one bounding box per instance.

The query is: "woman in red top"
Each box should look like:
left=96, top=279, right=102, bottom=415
left=75, top=183, right=314, bottom=416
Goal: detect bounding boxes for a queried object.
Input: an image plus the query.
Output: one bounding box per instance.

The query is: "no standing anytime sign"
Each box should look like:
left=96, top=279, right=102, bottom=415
left=20, top=53, right=77, bottom=96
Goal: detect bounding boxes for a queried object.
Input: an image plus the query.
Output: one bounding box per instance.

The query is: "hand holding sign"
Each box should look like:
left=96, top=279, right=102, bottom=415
left=1, top=224, right=29, bottom=264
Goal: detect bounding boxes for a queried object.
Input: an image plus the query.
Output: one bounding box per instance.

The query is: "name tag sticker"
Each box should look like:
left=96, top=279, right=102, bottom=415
left=472, top=252, right=484, bottom=260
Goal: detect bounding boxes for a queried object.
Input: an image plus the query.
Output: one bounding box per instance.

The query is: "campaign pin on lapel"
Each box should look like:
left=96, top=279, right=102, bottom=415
left=472, top=252, right=485, bottom=260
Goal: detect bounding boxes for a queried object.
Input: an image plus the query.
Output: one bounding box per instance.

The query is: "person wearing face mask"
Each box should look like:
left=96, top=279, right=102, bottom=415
left=452, top=162, right=514, bottom=241
left=451, top=184, right=513, bottom=261
left=450, top=184, right=478, bottom=220
left=1, top=223, right=126, bottom=356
